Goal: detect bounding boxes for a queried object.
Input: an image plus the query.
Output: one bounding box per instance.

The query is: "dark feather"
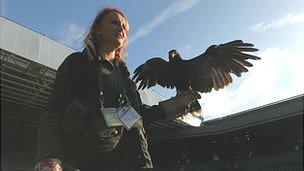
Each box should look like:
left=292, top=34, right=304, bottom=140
left=133, top=58, right=173, bottom=90
left=132, top=40, right=261, bottom=93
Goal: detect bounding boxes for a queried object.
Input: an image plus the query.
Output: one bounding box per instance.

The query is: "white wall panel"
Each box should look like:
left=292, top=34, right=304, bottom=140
left=0, top=17, right=74, bottom=69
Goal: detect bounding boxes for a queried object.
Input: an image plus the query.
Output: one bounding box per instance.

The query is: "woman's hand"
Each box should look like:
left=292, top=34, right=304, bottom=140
left=34, top=159, right=62, bottom=171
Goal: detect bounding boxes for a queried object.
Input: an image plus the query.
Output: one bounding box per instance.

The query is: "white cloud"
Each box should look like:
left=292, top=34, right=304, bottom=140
left=249, top=12, right=304, bottom=32
left=199, top=47, right=304, bottom=121
left=59, top=23, right=86, bottom=50
left=128, top=0, right=199, bottom=44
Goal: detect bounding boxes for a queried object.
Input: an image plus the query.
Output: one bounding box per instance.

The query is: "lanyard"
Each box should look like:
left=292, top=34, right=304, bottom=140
left=96, top=56, right=128, bottom=107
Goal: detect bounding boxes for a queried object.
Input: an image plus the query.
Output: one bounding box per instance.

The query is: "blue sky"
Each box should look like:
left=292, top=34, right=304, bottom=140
left=1, top=0, right=303, bottom=121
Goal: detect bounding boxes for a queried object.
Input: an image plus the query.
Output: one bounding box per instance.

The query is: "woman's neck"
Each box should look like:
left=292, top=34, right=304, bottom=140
left=97, top=45, right=116, bottom=62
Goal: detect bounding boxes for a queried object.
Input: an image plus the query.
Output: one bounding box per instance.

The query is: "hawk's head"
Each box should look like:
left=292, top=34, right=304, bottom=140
left=169, top=49, right=181, bottom=62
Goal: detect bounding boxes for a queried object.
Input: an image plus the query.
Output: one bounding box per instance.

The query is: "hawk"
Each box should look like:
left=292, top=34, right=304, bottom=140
left=133, top=40, right=260, bottom=93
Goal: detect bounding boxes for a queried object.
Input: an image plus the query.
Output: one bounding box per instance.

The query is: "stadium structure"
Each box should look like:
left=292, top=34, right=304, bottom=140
left=1, top=16, right=303, bottom=170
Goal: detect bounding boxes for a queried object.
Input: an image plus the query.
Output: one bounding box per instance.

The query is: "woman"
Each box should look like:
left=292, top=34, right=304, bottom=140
left=35, top=7, right=200, bottom=171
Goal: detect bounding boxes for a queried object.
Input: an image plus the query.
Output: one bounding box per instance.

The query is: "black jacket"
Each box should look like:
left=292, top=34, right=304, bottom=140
left=37, top=51, right=166, bottom=170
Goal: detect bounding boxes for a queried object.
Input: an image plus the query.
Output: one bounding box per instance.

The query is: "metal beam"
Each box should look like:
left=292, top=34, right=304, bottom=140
left=0, top=78, right=51, bottom=95
left=1, top=84, right=49, bottom=100
left=1, top=62, right=54, bottom=83
left=1, top=95, right=45, bottom=111
left=1, top=114, right=40, bottom=124
left=1, top=72, right=52, bottom=90
left=1, top=89, right=48, bottom=104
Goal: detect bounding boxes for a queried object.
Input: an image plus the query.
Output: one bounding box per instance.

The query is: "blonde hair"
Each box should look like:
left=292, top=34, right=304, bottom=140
left=83, top=7, right=129, bottom=61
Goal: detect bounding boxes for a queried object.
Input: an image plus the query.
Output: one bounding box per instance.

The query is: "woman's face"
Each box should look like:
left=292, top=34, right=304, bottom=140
left=98, top=11, right=128, bottom=49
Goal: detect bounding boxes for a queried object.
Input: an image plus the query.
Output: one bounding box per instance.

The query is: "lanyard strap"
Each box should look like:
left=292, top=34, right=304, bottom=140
left=96, top=57, right=128, bottom=106
left=113, top=61, right=128, bottom=98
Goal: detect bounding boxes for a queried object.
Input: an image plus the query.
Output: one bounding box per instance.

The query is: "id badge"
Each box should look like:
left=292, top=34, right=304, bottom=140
left=118, top=105, right=141, bottom=130
left=101, top=108, right=123, bottom=127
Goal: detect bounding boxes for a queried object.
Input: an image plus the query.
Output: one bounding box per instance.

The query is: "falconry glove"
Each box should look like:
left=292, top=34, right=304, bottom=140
left=159, top=91, right=201, bottom=120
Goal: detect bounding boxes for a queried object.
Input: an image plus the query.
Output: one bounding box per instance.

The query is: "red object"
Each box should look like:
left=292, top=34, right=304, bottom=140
left=40, top=159, right=57, bottom=168
left=34, top=159, right=62, bottom=171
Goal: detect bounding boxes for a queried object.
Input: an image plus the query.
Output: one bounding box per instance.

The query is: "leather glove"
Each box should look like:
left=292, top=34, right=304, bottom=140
left=159, top=91, right=201, bottom=120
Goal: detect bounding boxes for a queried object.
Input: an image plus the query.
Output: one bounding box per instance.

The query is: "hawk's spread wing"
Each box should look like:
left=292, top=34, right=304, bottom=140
left=185, top=40, right=260, bottom=93
left=133, top=58, right=174, bottom=90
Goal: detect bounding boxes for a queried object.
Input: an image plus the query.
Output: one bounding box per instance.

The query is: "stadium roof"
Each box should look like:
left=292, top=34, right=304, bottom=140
left=0, top=16, right=74, bottom=70
left=150, top=94, right=303, bottom=140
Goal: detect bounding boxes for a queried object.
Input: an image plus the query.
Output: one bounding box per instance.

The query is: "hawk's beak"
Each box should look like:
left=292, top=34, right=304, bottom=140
left=172, top=53, right=176, bottom=58
left=171, top=51, right=177, bottom=58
